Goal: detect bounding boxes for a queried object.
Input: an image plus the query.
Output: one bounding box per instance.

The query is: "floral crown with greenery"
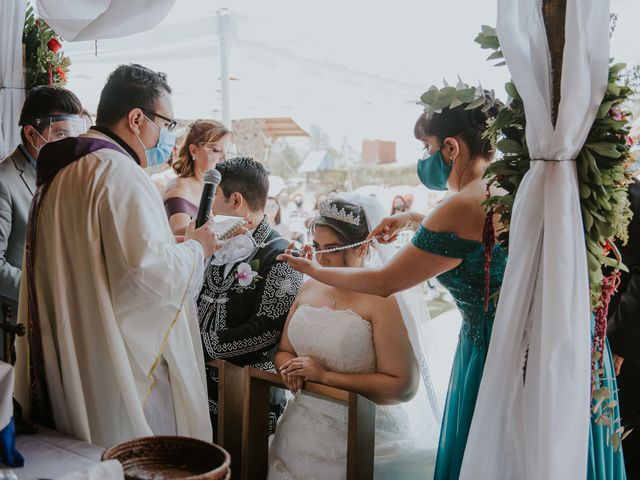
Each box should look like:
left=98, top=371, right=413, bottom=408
left=419, top=77, right=499, bottom=115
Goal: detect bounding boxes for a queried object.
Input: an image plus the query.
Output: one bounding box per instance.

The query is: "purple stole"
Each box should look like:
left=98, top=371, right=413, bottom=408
left=26, top=137, right=126, bottom=427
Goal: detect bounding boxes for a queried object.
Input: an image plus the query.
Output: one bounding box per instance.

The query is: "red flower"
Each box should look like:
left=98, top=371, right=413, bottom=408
left=47, top=38, right=62, bottom=53
left=55, top=66, right=66, bottom=82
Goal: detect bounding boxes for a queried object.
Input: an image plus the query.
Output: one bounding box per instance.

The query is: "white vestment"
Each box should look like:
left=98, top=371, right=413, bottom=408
left=15, top=131, right=212, bottom=447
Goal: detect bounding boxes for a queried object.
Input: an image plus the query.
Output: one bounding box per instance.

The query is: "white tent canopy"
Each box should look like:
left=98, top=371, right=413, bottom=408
left=35, top=0, right=176, bottom=42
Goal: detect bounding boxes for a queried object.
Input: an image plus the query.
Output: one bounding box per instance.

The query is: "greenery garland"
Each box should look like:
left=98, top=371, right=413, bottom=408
left=476, top=25, right=634, bottom=449
left=476, top=26, right=634, bottom=309
left=23, top=5, right=71, bottom=91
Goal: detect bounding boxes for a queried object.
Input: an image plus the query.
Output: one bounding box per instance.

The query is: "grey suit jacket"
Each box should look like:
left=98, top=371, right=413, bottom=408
left=0, top=146, right=36, bottom=316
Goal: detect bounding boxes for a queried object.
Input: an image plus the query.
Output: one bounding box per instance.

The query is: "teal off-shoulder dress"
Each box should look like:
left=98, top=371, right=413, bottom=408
left=411, top=225, right=507, bottom=479
left=411, top=225, right=626, bottom=480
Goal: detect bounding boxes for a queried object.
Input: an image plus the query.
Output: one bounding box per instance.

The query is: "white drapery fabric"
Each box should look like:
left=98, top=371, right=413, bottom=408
left=460, top=1, right=610, bottom=479
left=35, top=0, right=175, bottom=42
left=0, top=0, right=27, bottom=159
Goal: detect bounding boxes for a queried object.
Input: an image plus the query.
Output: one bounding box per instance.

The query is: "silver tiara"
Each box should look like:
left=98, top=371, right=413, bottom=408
left=318, top=200, right=361, bottom=226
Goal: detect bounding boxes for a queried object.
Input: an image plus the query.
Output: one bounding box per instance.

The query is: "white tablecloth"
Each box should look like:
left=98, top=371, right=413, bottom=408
left=9, top=427, right=103, bottom=479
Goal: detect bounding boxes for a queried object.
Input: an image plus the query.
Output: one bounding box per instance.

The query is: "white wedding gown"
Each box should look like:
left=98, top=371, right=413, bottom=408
left=267, top=304, right=437, bottom=479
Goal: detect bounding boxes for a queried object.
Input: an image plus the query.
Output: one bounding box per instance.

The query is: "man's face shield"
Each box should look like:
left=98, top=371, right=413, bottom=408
left=27, top=115, right=88, bottom=143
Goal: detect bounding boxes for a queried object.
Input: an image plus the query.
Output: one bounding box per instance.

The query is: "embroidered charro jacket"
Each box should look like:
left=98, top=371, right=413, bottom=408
left=197, top=216, right=303, bottom=429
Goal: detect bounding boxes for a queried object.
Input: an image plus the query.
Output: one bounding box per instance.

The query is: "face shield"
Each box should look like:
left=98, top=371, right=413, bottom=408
left=27, top=115, right=88, bottom=142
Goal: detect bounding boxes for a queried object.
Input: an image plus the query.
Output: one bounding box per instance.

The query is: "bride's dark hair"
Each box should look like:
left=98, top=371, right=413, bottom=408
left=310, top=199, right=369, bottom=246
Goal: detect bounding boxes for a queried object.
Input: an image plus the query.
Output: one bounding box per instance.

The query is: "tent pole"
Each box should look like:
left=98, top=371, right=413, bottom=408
left=218, top=8, right=231, bottom=130
left=542, top=0, right=567, bottom=127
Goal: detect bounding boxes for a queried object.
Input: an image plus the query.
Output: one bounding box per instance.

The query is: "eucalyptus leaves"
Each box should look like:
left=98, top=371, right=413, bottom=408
left=477, top=26, right=634, bottom=309
left=419, top=78, right=499, bottom=115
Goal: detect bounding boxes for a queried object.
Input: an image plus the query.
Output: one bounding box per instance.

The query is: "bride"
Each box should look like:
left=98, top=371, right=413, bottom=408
left=268, top=195, right=439, bottom=479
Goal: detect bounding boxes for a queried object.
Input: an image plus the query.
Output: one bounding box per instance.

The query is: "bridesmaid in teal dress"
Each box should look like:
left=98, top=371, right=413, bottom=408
left=279, top=95, right=625, bottom=479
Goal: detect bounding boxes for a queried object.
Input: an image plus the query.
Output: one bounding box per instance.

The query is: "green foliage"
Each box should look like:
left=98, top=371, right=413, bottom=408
left=474, top=25, right=506, bottom=67
left=419, top=78, right=498, bottom=115
left=23, top=5, right=70, bottom=90
left=479, top=31, right=634, bottom=311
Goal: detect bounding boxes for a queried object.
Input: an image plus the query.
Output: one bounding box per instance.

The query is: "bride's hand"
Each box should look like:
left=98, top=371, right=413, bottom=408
left=280, top=356, right=326, bottom=384
left=280, top=369, right=304, bottom=394
left=367, top=211, right=413, bottom=244
left=288, top=374, right=305, bottom=394
left=277, top=243, right=316, bottom=276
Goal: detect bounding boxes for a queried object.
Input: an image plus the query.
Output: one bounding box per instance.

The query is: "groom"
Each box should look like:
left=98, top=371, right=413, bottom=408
left=197, top=157, right=303, bottom=436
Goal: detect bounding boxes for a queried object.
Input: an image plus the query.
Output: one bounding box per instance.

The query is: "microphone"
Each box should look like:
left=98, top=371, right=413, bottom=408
left=195, top=169, right=222, bottom=228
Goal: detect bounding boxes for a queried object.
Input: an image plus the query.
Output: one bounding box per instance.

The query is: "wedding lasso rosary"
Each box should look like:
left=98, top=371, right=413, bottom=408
left=285, top=235, right=382, bottom=257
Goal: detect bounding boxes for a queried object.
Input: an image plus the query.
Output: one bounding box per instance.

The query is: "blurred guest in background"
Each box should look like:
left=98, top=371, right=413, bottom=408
left=305, top=193, right=328, bottom=229
left=266, top=196, right=291, bottom=239
left=390, top=195, right=409, bottom=215
left=403, top=193, right=414, bottom=210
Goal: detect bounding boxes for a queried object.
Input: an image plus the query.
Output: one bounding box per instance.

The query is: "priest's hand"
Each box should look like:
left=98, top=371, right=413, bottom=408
left=185, top=220, right=222, bottom=258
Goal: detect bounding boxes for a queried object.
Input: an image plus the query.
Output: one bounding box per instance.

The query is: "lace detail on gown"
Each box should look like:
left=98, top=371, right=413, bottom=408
left=268, top=305, right=435, bottom=480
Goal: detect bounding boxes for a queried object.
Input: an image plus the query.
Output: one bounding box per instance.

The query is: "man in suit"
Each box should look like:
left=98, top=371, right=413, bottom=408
left=0, top=86, right=84, bottom=358
left=608, top=175, right=640, bottom=478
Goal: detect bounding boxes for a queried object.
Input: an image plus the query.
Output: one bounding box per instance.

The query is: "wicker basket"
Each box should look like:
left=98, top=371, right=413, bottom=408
left=101, top=436, right=231, bottom=480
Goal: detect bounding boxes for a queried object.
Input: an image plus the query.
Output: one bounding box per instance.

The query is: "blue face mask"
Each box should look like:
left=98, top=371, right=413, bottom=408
left=417, top=149, right=452, bottom=191
left=137, top=116, right=176, bottom=167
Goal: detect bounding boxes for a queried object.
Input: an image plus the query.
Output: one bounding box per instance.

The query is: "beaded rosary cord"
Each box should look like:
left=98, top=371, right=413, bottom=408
left=247, top=233, right=380, bottom=255
left=285, top=235, right=383, bottom=258
left=313, top=236, right=380, bottom=254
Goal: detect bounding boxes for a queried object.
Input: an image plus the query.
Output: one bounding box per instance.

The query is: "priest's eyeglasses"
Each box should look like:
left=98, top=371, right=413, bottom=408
left=142, top=109, right=177, bottom=132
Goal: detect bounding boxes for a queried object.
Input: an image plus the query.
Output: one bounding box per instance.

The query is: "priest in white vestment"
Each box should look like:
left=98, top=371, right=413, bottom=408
left=14, top=65, right=221, bottom=448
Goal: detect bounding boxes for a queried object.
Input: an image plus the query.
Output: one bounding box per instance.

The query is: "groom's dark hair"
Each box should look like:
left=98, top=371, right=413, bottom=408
left=216, top=157, right=269, bottom=211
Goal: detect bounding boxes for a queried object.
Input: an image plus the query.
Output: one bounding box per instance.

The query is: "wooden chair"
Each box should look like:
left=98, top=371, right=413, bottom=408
left=240, top=366, right=376, bottom=480
left=207, top=359, right=245, bottom=479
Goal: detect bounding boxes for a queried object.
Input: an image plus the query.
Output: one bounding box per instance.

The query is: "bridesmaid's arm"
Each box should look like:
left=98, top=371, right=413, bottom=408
left=278, top=197, right=479, bottom=297
left=279, top=243, right=460, bottom=297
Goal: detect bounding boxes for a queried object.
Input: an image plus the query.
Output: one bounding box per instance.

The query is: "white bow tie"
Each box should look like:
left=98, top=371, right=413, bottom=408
left=210, top=232, right=256, bottom=266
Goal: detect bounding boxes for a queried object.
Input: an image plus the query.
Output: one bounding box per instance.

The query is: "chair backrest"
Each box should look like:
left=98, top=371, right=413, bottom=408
left=240, top=366, right=376, bottom=480
left=208, top=359, right=244, bottom=479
